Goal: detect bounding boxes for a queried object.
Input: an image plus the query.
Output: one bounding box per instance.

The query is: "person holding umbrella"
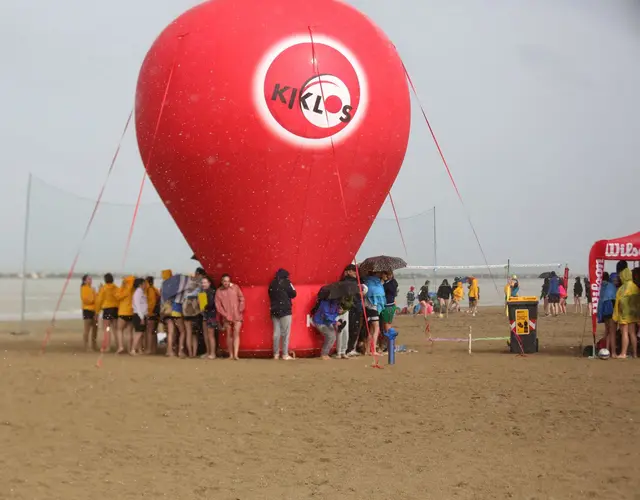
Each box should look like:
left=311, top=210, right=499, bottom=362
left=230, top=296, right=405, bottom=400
left=358, top=256, right=406, bottom=355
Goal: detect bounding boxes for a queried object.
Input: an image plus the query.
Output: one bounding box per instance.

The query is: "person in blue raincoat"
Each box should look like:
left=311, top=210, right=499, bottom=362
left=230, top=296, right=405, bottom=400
left=597, top=272, right=618, bottom=356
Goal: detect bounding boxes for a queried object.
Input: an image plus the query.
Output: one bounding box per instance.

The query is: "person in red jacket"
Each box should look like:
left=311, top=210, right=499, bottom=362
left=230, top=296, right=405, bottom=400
left=215, top=274, right=245, bottom=360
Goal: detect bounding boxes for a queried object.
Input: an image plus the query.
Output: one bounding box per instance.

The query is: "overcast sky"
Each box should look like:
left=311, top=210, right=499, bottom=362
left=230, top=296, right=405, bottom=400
left=0, top=0, right=638, bottom=274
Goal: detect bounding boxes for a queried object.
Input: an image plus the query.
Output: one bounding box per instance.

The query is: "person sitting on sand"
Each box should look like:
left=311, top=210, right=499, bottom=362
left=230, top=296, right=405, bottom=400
left=311, top=298, right=345, bottom=360
left=80, top=275, right=98, bottom=352
left=215, top=274, right=245, bottom=360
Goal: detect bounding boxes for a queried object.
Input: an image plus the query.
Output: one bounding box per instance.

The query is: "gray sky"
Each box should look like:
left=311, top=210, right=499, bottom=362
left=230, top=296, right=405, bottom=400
left=1, top=0, right=639, bottom=274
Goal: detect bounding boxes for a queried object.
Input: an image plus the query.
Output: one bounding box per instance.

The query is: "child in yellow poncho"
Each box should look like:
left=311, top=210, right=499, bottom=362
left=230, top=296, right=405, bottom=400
left=613, top=268, right=640, bottom=359
left=451, top=281, right=464, bottom=312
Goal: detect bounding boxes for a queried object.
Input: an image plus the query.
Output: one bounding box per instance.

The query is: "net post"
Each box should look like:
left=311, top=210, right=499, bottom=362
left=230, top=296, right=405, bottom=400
left=16, top=173, right=32, bottom=335
left=468, top=326, right=472, bottom=355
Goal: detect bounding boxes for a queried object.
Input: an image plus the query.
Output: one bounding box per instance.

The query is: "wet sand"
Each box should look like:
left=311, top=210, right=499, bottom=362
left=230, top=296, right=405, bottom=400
left=1, top=308, right=639, bottom=499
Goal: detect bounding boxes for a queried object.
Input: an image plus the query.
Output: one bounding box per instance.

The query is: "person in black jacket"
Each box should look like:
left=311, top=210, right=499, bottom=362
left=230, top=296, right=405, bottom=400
left=573, top=277, right=584, bottom=314
left=268, top=269, right=297, bottom=360
left=436, top=279, right=452, bottom=318
left=342, top=264, right=365, bottom=356
left=201, top=276, right=218, bottom=359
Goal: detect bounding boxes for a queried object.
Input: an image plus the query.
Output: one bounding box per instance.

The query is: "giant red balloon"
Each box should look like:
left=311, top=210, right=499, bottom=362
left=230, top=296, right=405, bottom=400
left=136, top=0, right=410, bottom=356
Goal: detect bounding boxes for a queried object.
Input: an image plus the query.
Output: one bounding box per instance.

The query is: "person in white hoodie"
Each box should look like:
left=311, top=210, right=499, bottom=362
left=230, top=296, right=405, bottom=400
left=131, top=278, right=148, bottom=355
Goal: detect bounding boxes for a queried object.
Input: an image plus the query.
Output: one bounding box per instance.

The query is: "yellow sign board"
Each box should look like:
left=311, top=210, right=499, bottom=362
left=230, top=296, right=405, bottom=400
left=508, top=296, right=538, bottom=303
left=515, top=309, right=530, bottom=334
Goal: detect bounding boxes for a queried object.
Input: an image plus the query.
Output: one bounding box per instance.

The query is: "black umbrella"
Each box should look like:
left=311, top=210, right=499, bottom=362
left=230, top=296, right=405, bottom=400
left=318, top=280, right=361, bottom=300
left=359, top=255, right=407, bottom=273
left=538, top=272, right=553, bottom=279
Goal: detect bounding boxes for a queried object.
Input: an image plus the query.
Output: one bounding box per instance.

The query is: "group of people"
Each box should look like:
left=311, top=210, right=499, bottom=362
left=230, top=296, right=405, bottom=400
left=80, top=268, right=246, bottom=359
left=405, top=276, right=480, bottom=317
left=78, top=264, right=409, bottom=360
left=595, top=261, right=640, bottom=359
left=540, top=273, right=591, bottom=316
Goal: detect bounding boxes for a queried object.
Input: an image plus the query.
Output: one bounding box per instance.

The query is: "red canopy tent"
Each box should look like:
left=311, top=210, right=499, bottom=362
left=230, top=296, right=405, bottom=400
left=588, top=231, right=640, bottom=339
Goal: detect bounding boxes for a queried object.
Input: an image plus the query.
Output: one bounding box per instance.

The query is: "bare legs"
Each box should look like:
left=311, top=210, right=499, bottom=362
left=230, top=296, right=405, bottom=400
left=145, top=318, right=157, bottom=355
left=82, top=318, right=97, bottom=352
left=185, top=319, right=195, bottom=358
left=619, top=323, right=638, bottom=359
left=605, top=318, right=618, bottom=358
left=101, top=318, right=113, bottom=353
left=165, top=317, right=185, bottom=357
left=223, top=321, right=242, bottom=360
left=116, top=318, right=126, bottom=354
left=367, top=321, right=380, bottom=356
left=543, top=296, right=549, bottom=316
left=574, top=297, right=582, bottom=314
left=203, top=319, right=216, bottom=359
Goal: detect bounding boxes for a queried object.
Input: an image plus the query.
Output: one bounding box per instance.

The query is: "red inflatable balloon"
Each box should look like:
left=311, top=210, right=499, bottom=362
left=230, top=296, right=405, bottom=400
left=136, top=0, right=410, bottom=356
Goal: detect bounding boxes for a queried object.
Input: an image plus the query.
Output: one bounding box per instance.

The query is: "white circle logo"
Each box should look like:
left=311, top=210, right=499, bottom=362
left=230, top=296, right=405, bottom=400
left=253, top=35, right=368, bottom=149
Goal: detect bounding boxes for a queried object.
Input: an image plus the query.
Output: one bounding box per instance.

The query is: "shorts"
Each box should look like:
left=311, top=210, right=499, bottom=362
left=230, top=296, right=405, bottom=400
left=203, top=311, right=218, bottom=328
left=185, top=313, right=202, bottom=322
left=602, top=314, right=613, bottom=322
left=119, top=315, right=134, bottom=322
left=380, top=306, right=395, bottom=324
left=82, top=309, right=95, bottom=320
left=548, top=294, right=560, bottom=304
left=132, top=314, right=146, bottom=333
left=102, top=307, right=118, bottom=321
left=147, top=315, right=158, bottom=322
left=469, top=298, right=478, bottom=307
left=364, top=308, right=379, bottom=322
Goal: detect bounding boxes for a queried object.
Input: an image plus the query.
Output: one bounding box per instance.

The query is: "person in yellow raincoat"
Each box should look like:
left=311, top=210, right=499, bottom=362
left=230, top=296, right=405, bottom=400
left=467, top=277, right=479, bottom=316
left=613, top=268, right=640, bottom=359
left=115, top=276, right=135, bottom=354
left=95, top=273, right=119, bottom=352
left=145, top=276, right=161, bottom=355
left=451, top=280, right=464, bottom=312
left=80, top=275, right=97, bottom=351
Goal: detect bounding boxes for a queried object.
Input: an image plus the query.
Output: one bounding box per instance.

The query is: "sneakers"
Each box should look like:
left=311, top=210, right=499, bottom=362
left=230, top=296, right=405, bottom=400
left=346, top=350, right=360, bottom=357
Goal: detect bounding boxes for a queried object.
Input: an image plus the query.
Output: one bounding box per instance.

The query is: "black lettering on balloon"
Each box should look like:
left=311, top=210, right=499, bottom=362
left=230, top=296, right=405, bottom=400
left=287, top=88, right=298, bottom=109
left=312, top=95, right=323, bottom=114
left=339, top=105, right=353, bottom=123
left=299, top=92, right=313, bottom=110
left=271, top=84, right=290, bottom=103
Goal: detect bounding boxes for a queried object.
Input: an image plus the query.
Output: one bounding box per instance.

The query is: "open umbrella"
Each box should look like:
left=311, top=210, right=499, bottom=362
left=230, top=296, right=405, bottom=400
left=359, top=255, right=407, bottom=273
left=317, top=280, right=361, bottom=300
left=538, top=272, right=553, bottom=279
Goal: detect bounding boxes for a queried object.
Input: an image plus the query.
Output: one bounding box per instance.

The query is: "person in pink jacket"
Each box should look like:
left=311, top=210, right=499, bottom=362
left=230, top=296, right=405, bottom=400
left=215, top=274, right=245, bottom=360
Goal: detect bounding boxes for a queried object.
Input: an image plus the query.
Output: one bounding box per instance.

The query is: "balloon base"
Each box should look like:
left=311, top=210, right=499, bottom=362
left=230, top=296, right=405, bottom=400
left=217, top=283, right=323, bottom=358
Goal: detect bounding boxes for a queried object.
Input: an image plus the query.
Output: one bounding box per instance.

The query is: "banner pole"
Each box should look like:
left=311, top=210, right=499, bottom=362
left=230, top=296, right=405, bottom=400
left=18, top=173, right=32, bottom=334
